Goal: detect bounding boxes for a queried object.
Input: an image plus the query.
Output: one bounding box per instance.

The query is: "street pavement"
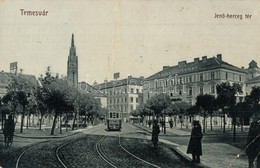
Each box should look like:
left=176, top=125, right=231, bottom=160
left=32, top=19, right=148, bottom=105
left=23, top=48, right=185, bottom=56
left=135, top=123, right=249, bottom=168
left=0, top=123, right=195, bottom=168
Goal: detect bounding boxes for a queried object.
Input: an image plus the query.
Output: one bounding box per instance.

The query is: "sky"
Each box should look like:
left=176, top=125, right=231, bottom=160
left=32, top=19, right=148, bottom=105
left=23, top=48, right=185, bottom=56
left=0, top=0, right=260, bottom=84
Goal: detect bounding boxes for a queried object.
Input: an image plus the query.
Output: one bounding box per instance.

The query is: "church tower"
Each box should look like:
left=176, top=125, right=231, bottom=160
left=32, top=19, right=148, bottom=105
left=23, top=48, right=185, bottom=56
left=67, top=34, right=78, bottom=88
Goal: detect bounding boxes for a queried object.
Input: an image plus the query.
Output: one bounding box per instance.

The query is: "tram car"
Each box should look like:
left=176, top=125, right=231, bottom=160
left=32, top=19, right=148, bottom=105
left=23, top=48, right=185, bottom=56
left=106, top=111, right=122, bottom=131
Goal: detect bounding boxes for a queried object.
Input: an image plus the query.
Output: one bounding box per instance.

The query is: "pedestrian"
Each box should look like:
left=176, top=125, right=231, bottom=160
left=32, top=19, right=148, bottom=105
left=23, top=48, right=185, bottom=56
left=3, top=115, right=15, bottom=147
left=246, top=112, right=260, bottom=168
left=187, top=120, right=203, bottom=163
left=169, top=118, right=173, bottom=128
left=151, top=120, right=160, bottom=149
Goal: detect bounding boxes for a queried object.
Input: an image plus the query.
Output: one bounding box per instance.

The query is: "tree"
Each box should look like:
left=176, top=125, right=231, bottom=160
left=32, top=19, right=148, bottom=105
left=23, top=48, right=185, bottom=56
left=35, top=87, right=49, bottom=130
left=3, top=74, right=37, bottom=133
left=146, top=93, right=171, bottom=133
left=196, top=94, right=216, bottom=133
left=146, top=93, right=172, bottom=116
left=216, top=82, right=242, bottom=135
left=40, top=69, right=72, bottom=135
left=166, top=103, right=180, bottom=127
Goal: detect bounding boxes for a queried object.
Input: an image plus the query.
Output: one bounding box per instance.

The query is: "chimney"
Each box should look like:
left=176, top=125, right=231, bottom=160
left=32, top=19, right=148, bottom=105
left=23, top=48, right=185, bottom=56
left=194, top=57, right=199, bottom=63
left=163, top=66, right=170, bottom=70
left=104, top=79, right=108, bottom=83
left=178, top=61, right=187, bottom=66
left=217, top=54, right=222, bottom=61
left=202, top=56, right=207, bottom=62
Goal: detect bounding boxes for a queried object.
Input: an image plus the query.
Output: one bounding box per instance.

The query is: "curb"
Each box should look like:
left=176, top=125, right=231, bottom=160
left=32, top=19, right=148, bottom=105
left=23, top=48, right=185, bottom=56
left=133, top=124, right=208, bottom=168
left=14, top=131, right=80, bottom=139
left=12, top=125, right=99, bottom=139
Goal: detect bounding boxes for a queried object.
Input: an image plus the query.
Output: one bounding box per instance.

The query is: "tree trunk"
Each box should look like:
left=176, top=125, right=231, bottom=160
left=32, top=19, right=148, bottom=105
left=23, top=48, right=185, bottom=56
left=72, top=112, right=77, bottom=130
left=32, top=114, right=34, bottom=126
left=1, top=113, right=4, bottom=130
left=51, top=112, right=58, bottom=135
left=77, top=108, right=79, bottom=129
left=203, top=111, right=206, bottom=134
left=210, top=113, right=213, bottom=131
left=39, top=113, right=43, bottom=130
left=65, top=113, right=68, bottom=132
left=241, top=117, right=244, bottom=132
left=223, top=112, right=226, bottom=133
left=20, top=106, right=26, bottom=133
left=233, top=117, right=236, bottom=142
left=84, top=112, right=87, bottom=125
left=26, top=112, right=29, bottom=129
left=60, top=113, right=62, bottom=134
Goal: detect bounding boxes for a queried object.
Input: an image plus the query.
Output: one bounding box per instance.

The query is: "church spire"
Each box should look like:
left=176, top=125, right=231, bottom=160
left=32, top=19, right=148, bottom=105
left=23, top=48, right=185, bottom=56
left=71, top=33, right=74, bottom=47
left=70, top=33, right=76, bottom=56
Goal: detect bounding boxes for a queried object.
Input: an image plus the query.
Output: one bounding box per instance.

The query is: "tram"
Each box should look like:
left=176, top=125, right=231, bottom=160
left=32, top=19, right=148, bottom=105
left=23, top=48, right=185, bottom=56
left=106, top=111, right=122, bottom=131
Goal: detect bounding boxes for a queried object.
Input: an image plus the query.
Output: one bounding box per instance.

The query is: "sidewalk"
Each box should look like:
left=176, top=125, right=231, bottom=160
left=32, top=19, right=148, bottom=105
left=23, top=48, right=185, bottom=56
left=0, top=125, right=97, bottom=139
left=135, top=124, right=248, bottom=168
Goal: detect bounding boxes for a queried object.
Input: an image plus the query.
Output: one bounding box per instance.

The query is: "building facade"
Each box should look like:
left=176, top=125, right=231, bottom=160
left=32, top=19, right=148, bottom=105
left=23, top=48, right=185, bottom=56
left=143, top=54, right=248, bottom=105
left=67, top=34, right=78, bottom=88
left=94, top=76, right=144, bottom=121
left=246, top=60, right=260, bottom=94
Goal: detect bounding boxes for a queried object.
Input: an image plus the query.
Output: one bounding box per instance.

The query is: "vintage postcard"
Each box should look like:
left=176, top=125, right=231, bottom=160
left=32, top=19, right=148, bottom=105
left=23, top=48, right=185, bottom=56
left=0, top=0, right=260, bottom=168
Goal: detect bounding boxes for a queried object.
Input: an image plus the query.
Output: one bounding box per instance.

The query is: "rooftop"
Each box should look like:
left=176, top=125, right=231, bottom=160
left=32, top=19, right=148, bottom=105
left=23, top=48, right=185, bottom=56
left=146, top=54, right=247, bottom=80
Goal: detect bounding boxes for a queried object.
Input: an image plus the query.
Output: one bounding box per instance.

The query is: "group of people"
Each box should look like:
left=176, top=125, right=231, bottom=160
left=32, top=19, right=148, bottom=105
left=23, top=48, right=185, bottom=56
left=151, top=112, right=260, bottom=167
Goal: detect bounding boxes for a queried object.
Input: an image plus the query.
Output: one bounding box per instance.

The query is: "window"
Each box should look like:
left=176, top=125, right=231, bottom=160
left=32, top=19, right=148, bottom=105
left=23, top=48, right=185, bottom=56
left=179, top=77, right=183, bottom=84
left=200, top=74, right=203, bottom=81
left=130, top=97, right=133, bottom=103
left=188, top=87, right=192, bottom=96
left=199, top=86, right=203, bottom=94
left=130, top=88, right=134, bottom=93
left=239, top=75, right=242, bottom=81
left=211, top=72, right=215, bottom=80
left=188, top=99, right=192, bottom=105
left=125, top=97, right=127, bottom=102
left=226, top=72, right=228, bottom=79
left=136, top=97, right=139, bottom=103
left=130, top=105, right=133, bottom=111
left=136, top=89, right=139, bottom=94
left=211, top=84, right=215, bottom=93
left=179, top=89, right=182, bottom=95
left=189, top=76, right=192, bottom=83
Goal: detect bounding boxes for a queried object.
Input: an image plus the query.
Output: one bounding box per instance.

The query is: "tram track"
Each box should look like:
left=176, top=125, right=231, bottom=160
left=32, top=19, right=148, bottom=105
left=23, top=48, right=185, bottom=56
left=15, top=128, right=99, bottom=168
left=95, top=134, right=161, bottom=168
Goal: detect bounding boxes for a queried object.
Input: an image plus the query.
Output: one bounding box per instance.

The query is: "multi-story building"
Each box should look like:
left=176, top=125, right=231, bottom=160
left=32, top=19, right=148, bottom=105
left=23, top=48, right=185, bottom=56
left=94, top=76, right=144, bottom=122
left=246, top=60, right=260, bottom=94
left=0, top=72, right=38, bottom=98
left=143, top=54, right=248, bottom=105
